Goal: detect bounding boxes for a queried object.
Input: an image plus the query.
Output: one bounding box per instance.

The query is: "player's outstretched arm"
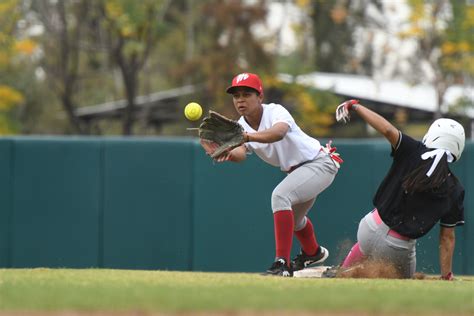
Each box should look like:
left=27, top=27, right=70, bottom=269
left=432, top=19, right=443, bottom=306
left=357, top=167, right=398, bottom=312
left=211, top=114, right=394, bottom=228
left=200, top=140, right=247, bottom=163
left=355, top=105, right=400, bottom=147
left=439, top=226, right=455, bottom=280
left=215, top=145, right=247, bottom=163
left=245, top=122, right=289, bottom=144
left=337, top=100, right=400, bottom=148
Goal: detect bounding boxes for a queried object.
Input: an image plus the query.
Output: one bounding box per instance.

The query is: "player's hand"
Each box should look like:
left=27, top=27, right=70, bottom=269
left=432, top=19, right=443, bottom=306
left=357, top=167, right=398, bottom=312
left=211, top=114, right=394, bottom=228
left=199, top=140, right=232, bottom=162
left=440, top=272, right=454, bottom=281
left=200, top=139, right=219, bottom=156
left=214, top=151, right=233, bottom=162
left=336, top=99, right=359, bottom=123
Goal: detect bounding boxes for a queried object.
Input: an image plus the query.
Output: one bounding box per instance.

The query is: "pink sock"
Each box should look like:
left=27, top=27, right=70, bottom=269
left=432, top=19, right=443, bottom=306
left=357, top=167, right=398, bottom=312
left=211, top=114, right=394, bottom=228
left=341, top=242, right=365, bottom=268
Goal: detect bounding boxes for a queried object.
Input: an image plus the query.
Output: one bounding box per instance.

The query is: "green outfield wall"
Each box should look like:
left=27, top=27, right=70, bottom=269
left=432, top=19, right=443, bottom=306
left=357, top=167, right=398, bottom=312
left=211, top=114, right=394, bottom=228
left=0, top=137, right=472, bottom=275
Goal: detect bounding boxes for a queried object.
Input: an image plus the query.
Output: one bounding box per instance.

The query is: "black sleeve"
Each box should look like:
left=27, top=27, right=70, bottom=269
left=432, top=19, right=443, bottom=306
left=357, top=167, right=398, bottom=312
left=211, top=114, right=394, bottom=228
left=440, top=187, right=465, bottom=227
left=391, top=132, right=422, bottom=160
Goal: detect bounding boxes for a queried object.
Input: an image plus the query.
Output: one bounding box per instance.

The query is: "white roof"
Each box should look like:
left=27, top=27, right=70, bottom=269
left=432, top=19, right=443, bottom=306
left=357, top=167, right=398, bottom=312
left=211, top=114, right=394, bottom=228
left=289, top=72, right=474, bottom=118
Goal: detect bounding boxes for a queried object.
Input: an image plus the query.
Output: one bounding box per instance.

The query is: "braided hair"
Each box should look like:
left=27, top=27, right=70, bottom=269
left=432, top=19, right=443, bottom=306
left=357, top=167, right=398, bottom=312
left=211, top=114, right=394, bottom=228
left=402, top=153, right=451, bottom=194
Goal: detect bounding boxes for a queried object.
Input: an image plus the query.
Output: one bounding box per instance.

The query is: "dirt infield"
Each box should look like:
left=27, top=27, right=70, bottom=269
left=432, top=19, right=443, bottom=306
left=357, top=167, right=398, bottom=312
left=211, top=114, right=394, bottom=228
left=337, top=260, right=402, bottom=278
left=335, top=259, right=468, bottom=280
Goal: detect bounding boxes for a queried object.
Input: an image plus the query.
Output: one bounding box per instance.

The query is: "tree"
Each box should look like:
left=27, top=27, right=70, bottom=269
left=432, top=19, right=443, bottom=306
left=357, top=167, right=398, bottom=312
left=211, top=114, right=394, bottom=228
left=32, top=0, right=91, bottom=134
left=400, top=0, right=473, bottom=118
left=311, top=0, right=354, bottom=73
left=0, top=0, right=27, bottom=134
left=307, top=0, right=395, bottom=76
left=440, top=0, right=474, bottom=120
left=173, top=0, right=274, bottom=118
left=265, top=79, right=337, bottom=137
left=98, top=0, right=171, bottom=135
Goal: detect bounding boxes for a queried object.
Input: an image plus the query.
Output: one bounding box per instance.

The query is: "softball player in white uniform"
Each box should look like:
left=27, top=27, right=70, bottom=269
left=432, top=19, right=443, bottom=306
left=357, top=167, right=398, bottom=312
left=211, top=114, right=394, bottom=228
left=202, top=73, right=341, bottom=277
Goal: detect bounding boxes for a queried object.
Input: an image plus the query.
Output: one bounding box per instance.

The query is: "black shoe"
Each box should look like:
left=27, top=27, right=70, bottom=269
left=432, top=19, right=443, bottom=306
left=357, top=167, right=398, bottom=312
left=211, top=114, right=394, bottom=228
left=291, top=246, right=329, bottom=271
left=262, top=258, right=293, bottom=277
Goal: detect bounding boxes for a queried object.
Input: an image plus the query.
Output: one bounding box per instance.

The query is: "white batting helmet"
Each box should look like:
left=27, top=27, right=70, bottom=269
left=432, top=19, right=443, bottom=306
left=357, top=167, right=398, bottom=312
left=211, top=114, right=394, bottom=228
left=422, top=118, right=465, bottom=161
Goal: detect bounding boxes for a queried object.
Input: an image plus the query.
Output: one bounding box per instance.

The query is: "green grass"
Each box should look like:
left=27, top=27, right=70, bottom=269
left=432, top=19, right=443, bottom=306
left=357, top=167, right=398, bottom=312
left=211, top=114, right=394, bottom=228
left=0, top=269, right=473, bottom=315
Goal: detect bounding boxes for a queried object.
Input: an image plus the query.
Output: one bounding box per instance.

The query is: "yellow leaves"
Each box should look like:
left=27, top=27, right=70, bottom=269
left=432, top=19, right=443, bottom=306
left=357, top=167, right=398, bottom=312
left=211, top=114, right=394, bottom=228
left=105, top=1, right=124, bottom=19
left=441, top=59, right=461, bottom=72
left=0, top=37, right=37, bottom=67
left=120, top=25, right=133, bottom=37
left=263, top=75, right=280, bottom=88
left=14, top=39, right=38, bottom=55
left=264, top=79, right=336, bottom=136
left=0, top=33, right=8, bottom=45
left=0, top=0, right=17, bottom=14
left=442, top=53, right=474, bottom=74
left=0, top=51, right=9, bottom=67
left=105, top=1, right=135, bottom=38
left=0, top=0, right=19, bottom=36
left=464, top=7, right=474, bottom=29
left=300, top=94, right=314, bottom=111
left=0, top=84, right=21, bottom=134
left=0, top=85, right=21, bottom=134
left=0, top=85, right=24, bottom=110
left=0, top=115, right=15, bottom=135
left=457, top=42, right=471, bottom=53
left=407, top=0, right=425, bottom=23
left=398, top=26, right=424, bottom=39
left=441, top=42, right=456, bottom=55
left=104, top=0, right=157, bottom=39
left=297, top=97, right=334, bottom=136
left=442, top=41, right=472, bottom=55
left=295, top=0, right=310, bottom=8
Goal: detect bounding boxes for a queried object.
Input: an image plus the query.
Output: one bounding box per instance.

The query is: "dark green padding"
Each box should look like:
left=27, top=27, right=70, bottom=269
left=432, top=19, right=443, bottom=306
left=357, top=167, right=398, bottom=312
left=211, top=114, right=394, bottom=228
left=0, top=140, right=12, bottom=267
left=0, top=137, right=471, bottom=275
left=102, top=138, right=194, bottom=270
left=10, top=138, right=102, bottom=268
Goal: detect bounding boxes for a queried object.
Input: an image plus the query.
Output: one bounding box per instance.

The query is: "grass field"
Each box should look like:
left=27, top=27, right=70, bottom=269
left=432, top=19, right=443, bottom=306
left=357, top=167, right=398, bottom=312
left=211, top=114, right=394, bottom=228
left=0, top=269, right=473, bottom=316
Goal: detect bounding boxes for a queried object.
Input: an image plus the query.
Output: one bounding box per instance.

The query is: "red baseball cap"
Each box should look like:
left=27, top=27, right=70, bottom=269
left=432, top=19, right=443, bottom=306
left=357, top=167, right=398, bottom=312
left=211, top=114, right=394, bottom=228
left=226, top=73, right=264, bottom=95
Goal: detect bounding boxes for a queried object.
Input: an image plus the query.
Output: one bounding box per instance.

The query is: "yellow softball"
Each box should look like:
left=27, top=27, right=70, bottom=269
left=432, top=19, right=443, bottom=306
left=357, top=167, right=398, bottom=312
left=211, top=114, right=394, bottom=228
left=184, top=102, right=203, bottom=121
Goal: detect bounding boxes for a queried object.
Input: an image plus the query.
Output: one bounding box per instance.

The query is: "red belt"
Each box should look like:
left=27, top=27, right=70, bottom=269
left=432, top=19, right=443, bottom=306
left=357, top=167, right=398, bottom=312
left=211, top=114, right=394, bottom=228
left=372, top=209, right=410, bottom=241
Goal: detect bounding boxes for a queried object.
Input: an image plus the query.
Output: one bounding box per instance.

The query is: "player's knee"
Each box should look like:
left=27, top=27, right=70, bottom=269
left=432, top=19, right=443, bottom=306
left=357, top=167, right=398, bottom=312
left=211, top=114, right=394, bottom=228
left=293, top=216, right=307, bottom=231
left=271, top=190, right=291, bottom=212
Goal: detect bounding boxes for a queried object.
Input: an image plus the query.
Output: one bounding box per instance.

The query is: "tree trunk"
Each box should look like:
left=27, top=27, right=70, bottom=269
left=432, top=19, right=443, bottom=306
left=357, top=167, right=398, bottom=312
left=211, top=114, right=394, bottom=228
left=434, top=74, right=447, bottom=120
left=62, top=92, right=85, bottom=134
left=120, top=65, right=137, bottom=136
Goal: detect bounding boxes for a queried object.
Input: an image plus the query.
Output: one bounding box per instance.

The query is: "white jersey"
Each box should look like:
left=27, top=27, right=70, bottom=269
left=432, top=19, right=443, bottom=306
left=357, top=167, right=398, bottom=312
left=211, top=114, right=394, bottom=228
left=238, top=103, right=321, bottom=172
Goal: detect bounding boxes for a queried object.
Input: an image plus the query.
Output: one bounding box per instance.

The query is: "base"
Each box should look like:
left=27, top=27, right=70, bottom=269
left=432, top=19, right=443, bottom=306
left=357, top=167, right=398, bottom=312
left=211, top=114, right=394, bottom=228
left=293, top=265, right=333, bottom=278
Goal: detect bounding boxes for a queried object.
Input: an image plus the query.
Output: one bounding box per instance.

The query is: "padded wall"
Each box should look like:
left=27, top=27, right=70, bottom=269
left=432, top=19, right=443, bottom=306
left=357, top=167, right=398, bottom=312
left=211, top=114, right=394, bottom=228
left=0, top=140, right=12, bottom=267
left=10, top=138, right=102, bottom=268
left=0, top=137, right=471, bottom=275
left=102, top=138, right=194, bottom=270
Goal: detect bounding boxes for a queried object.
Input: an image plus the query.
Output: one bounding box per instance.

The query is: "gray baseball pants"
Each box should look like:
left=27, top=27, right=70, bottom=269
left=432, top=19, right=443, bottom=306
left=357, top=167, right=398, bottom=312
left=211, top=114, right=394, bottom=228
left=358, top=210, right=417, bottom=278
left=271, top=153, right=338, bottom=231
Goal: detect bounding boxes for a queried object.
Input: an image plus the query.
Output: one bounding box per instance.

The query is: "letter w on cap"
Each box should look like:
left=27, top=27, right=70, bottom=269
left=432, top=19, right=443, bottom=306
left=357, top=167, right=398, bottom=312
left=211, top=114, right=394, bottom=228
left=236, top=73, right=249, bottom=83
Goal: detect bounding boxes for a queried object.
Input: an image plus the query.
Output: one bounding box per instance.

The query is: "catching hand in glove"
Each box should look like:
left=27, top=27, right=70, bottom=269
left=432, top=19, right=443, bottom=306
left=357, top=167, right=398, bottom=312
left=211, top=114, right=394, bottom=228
left=199, top=110, right=246, bottom=160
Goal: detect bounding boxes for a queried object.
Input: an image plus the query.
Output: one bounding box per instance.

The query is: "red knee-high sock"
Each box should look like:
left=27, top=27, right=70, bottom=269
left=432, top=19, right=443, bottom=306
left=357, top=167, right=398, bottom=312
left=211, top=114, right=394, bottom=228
left=273, top=210, right=294, bottom=265
left=294, top=217, right=319, bottom=256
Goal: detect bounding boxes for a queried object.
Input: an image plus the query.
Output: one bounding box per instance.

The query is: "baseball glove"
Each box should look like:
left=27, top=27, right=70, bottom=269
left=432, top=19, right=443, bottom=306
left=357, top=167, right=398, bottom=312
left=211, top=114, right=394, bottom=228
left=199, top=110, right=245, bottom=159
